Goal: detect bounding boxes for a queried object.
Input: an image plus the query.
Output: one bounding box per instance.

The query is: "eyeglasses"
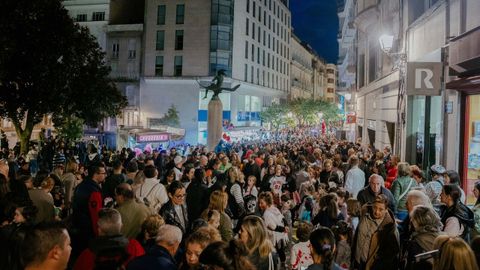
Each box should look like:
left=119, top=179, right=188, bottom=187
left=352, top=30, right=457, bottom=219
left=174, top=193, right=186, bottom=199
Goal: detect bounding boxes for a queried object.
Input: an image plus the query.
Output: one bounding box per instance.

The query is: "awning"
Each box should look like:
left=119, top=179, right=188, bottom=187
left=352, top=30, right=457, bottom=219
left=446, top=75, right=480, bottom=94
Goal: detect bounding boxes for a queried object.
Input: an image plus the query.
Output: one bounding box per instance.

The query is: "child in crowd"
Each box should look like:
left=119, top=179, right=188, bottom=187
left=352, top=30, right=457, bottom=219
left=332, top=220, right=352, bottom=269
left=281, top=194, right=293, bottom=240
left=244, top=175, right=258, bottom=198
left=299, top=196, right=314, bottom=223
left=291, top=222, right=314, bottom=270
left=346, top=198, right=361, bottom=233
left=207, top=209, right=220, bottom=229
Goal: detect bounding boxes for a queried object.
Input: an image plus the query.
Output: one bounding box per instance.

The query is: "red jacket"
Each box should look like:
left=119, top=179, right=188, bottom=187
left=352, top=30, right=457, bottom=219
left=385, top=166, right=398, bottom=189
left=74, top=237, right=145, bottom=270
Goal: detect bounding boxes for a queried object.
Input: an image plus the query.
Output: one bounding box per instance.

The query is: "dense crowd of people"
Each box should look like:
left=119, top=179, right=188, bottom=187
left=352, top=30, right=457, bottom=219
left=1, top=128, right=480, bottom=270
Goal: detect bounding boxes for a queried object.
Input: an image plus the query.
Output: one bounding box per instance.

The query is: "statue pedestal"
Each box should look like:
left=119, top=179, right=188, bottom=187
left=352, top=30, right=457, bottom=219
left=207, top=98, right=223, bottom=151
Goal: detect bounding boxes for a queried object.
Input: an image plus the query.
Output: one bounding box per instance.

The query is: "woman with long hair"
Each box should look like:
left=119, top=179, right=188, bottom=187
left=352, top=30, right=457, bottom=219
left=440, top=184, right=474, bottom=239
left=258, top=191, right=288, bottom=264
left=312, top=193, right=344, bottom=228
left=238, top=215, right=276, bottom=270
left=308, top=228, right=344, bottom=270
left=201, top=190, right=233, bottom=241
left=433, top=236, right=479, bottom=270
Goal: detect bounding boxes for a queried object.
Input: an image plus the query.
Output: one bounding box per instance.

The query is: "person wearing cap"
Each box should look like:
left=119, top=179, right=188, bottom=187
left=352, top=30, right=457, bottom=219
left=425, top=164, right=446, bottom=205
left=173, top=156, right=185, bottom=181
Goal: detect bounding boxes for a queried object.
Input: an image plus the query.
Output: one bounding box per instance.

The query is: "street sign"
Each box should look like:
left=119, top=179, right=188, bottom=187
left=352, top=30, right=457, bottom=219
left=406, top=62, right=442, bottom=96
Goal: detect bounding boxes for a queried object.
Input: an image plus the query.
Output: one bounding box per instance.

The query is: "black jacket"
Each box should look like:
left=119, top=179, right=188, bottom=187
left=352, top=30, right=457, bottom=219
left=440, top=202, right=475, bottom=240
left=159, top=201, right=189, bottom=234
left=186, top=180, right=209, bottom=223
left=357, top=186, right=397, bottom=213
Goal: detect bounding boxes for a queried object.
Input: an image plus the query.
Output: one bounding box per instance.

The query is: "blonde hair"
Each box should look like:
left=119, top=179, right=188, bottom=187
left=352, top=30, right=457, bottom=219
left=141, top=214, right=165, bottom=239
left=241, top=215, right=274, bottom=258
left=208, top=190, right=228, bottom=212
left=41, top=177, right=55, bottom=191
left=433, top=236, right=479, bottom=270
left=65, top=160, right=78, bottom=174
left=207, top=209, right=220, bottom=224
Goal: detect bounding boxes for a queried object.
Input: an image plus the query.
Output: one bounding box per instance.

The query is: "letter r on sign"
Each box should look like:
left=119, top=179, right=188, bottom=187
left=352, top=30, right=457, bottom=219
left=415, top=68, right=434, bottom=89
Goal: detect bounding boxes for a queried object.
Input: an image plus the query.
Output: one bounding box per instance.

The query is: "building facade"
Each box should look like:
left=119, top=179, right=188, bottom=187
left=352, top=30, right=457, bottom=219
left=350, top=0, right=480, bottom=202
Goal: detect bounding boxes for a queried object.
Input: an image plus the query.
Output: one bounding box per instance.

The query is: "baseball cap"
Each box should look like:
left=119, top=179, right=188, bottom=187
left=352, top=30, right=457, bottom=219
left=430, top=164, right=446, bottom=174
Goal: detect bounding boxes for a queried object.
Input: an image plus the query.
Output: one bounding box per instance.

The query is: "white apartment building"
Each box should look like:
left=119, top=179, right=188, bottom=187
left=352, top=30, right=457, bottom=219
left=141, top=0, right=291, bottom=145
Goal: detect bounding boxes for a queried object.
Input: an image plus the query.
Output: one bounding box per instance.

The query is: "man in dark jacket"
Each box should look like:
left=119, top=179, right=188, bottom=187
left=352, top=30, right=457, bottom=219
left=127, top=224, right=182, bottom=270
left=357, top=174, right=396, bottom=213
left=186, top=168, right=209, bottom=223
left=70, top=162, right=106, bottom=261
left=243, top=155, right=261, bottom=184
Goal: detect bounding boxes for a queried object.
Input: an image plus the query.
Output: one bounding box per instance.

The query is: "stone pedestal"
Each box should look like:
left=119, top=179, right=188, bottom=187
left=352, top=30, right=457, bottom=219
left=207, top=98, right=223, bottom=151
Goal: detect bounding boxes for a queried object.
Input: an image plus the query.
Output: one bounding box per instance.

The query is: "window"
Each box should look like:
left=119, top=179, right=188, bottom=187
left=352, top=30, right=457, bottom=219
left=252, top=22, right=255, bottom=39
left=253, top=1, right=256, bottom=17
left=262, top=50, right=265, bottom=66
left=251, top=66, right=254, bottom=83
left=247, top=0, right=250, bottom=12
left=263, top=31, right=266, bottom=46
left=156, top=31, right=165, bottom=50
left=264, top=11, right=267, bottom=26
left=257, top=47, right=260, bottom=64
left=245, top=41, right=249, bottom=59
left=327, top=78, right=334, bottom=83
left=269, top=0, right=272, bottom=10
left=327, top=88, right=334, bottom=93
left=258, top=26, right=260, bottom=42
left=268, top=15, right=271, bottom=29
left=267, top=53, right=270, bottom=68
left=268, top=34, right=270, bottom=48
left=246, top=18, right=249, bottom=35
left=259, top=7, right=262, bottom=22
left=92, top=12, right=105, bottom=21
left=112, top=41, right=119, bottom=59
left=244, top=64, right=248, bottom=81
left=157, top=5, right=166, bottom=25
left=128, top=39, right=136, bottom=59
left=175, top=30, right=184, bottom=50
left=174, top=56, right=183, bottom=76
left=155, top=56, right=164, bottom=76
left=76, top=14, right=87, bottom=22
left=251, top=44, right=254, bottom=61
left=257, top=68, right=259, bottom=84
left=176, top=4, right=185, bottom=24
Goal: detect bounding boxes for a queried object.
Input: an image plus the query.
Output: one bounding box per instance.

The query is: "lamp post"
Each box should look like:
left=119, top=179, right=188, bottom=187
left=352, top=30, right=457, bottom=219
left=379, top=34, right=407, bottom=157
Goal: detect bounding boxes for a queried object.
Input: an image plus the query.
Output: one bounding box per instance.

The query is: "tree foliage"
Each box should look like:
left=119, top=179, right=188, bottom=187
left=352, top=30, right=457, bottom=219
left=0, top=0, right=127, bottom=153
left=55, top=116, right=84, bottom=141
left=260, top=98, right=341, bottom=128
left=158, top=104, right=180, bottom=127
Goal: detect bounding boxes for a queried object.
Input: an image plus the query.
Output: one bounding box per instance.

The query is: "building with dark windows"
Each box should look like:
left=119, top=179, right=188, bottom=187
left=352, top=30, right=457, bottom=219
left=141, top=0, right=292, bottom=144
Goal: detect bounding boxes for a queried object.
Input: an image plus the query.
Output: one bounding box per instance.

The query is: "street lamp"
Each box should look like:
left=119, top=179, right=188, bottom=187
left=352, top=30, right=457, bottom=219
left=379, top=33, right=406, bottom=157
left=379, top=34, right=394, bottom=53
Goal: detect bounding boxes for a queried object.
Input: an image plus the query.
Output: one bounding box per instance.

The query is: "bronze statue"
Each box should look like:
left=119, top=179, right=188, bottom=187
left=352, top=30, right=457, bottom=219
left=198, top=70, right=240, bottom=100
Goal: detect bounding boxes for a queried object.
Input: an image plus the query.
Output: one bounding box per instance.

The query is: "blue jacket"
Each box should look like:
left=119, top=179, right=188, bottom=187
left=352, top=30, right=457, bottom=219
left=127, top=245, right=177, bottom=270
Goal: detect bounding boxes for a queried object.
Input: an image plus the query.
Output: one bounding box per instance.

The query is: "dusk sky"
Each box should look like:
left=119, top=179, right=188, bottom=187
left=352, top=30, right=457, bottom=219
left=290, top=0, right=339, bottom=64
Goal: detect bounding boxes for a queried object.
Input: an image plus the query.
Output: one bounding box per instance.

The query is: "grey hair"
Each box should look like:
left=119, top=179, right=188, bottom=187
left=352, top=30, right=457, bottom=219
left=98, top=208, right=123, bottom=236
left=407, top=190, right=432, bottom=210
left=369, top=174, right=385, bottom=187
left=397, top=162, right=411, bottom=177
left=410, top=205, right=442, bottom=232
left=156, top=224, right=182, bottom=246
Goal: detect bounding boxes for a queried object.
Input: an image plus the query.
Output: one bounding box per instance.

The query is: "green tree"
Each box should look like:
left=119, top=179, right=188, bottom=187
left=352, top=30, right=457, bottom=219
left=55, top=116, right=84, bottom=141
left=0, top=0, right=127, bottom=153
left=159, top=104, right=180, bottom=127
left=260, top=103, right=288, bottom=129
